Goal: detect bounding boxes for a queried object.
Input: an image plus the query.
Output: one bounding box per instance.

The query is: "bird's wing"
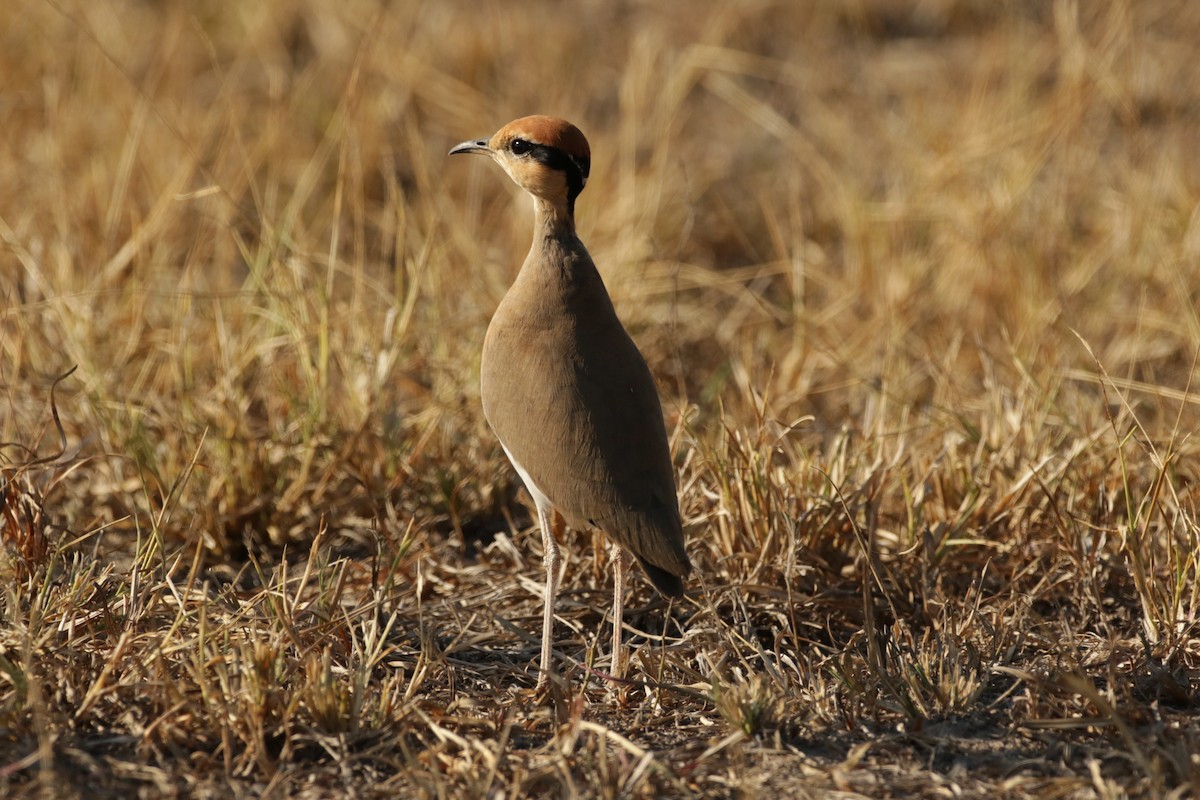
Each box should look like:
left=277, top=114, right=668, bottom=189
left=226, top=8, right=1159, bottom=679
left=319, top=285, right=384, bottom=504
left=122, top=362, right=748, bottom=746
left=481, top=275, right=690, bottom=589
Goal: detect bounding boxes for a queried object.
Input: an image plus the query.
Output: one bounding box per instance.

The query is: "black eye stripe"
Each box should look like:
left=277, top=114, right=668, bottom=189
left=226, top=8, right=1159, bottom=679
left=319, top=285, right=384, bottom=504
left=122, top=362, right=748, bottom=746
left=529, top=144, right=589, bottom=188
left=509, top=139, right=591, bottom=215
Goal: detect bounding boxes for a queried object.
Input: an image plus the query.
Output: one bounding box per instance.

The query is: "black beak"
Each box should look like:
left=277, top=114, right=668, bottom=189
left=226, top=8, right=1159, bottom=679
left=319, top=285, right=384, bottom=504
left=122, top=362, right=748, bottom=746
left=448, top=139, right=491, bottom=156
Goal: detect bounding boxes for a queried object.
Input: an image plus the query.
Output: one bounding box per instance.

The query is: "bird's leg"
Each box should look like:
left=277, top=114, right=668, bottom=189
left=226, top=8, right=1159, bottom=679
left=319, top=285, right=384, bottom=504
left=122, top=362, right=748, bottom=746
left=610, top=541, right=631, bottom=682
left=535, top=503, right=562, bottom=692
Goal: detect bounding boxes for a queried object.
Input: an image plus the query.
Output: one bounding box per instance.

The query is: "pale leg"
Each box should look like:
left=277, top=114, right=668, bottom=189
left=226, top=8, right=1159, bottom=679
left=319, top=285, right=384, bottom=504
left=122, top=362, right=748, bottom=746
left=610, top=541, right=631, bottom=681
left=535, top=502, right=562, bottom=691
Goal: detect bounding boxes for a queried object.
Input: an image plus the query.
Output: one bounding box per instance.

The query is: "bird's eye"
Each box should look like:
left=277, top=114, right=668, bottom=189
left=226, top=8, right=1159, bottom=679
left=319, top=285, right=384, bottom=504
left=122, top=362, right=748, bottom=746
left=510, top=138, right=532, bottom=155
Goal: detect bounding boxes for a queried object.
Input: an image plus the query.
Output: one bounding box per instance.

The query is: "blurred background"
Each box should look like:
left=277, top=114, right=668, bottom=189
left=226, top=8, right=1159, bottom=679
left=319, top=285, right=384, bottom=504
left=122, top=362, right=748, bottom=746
left=4, top=0, right=1197, bottom=550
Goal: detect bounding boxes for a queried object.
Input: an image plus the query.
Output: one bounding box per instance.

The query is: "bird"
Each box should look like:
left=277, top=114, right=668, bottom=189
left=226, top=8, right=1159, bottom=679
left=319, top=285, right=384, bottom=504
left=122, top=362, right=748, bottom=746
left=449, top=116, right=691, bottom=691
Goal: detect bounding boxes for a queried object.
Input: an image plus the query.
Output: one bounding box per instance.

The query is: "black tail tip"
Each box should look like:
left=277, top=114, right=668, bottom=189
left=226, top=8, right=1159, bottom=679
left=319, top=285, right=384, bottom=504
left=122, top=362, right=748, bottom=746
left=639, top=559, right=689, bottom=599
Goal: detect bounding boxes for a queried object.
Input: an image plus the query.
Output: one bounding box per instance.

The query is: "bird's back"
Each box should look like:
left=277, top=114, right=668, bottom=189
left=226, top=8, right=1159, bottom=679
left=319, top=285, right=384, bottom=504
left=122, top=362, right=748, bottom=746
left=481, top=235, right=690, bottom=595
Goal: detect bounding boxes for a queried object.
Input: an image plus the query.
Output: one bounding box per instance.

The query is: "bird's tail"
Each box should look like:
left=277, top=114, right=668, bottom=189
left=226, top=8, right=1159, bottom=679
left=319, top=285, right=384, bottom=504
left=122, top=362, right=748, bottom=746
left=637, top=556, right=690, bottom=599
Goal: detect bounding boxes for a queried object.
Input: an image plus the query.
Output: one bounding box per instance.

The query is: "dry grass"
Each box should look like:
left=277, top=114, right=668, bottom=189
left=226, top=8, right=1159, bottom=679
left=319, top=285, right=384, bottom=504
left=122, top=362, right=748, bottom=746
left=2, top=0, right=1199, bottom=796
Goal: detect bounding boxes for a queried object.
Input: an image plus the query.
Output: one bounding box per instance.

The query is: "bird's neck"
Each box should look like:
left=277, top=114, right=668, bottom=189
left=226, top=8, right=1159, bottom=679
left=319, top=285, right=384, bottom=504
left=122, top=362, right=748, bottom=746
left=531, top=195, right=576, bottom=239
left=520, top=196, right=599, bottom=294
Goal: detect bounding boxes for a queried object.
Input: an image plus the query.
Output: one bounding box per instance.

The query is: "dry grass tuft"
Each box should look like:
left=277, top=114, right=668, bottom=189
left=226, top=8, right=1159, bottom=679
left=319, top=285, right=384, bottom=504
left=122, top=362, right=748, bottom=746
left=3, top=0, right=1199, bottom=797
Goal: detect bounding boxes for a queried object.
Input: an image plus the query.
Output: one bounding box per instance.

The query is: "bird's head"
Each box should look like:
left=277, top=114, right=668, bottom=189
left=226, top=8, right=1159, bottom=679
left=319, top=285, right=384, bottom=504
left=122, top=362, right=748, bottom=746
left=449, top=115, right=591, bottom=219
